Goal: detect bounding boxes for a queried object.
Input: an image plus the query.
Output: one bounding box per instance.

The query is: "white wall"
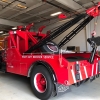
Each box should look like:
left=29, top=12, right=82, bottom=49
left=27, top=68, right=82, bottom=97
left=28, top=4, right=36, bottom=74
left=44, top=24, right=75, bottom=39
left=38, top=19, right=87, bottom=51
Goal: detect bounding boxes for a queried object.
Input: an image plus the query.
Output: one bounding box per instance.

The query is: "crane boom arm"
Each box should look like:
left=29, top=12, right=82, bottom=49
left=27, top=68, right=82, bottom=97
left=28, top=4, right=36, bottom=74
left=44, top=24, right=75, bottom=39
left=58, top=2, right=100, bottom=48
left=25, top=14, right=86, bottom=53
left=58, top=16, right=93, bottom=48
left=25, top=2, right=100, bottom=53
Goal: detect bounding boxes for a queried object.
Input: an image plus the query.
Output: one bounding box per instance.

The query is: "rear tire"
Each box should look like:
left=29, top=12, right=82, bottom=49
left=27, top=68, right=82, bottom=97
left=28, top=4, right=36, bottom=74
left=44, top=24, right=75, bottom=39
left=30, top=65, right=54, bottom=100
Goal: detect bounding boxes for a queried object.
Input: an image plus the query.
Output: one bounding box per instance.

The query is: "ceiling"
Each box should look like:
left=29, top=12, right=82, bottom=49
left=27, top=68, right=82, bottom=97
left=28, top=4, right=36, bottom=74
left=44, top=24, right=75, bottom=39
left=0, top=0, right=99, bottom=35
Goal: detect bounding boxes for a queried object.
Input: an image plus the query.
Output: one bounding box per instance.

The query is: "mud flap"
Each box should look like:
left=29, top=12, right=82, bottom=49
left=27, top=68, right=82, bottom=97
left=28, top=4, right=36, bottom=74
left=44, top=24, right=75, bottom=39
left=90, top=74, right=99, bottom=82
left=55, top=83, right=71, bottom=96
left=96, top=74, right=99, bottom=78
left=82, top=78, right=89, bottom=83
left=90, top=76, right=95, bottom=82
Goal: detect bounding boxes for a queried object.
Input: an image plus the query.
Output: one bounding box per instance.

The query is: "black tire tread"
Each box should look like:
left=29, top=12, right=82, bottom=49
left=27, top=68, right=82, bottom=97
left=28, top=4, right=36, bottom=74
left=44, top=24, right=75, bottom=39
left=30, top=65, right=54, bottom=100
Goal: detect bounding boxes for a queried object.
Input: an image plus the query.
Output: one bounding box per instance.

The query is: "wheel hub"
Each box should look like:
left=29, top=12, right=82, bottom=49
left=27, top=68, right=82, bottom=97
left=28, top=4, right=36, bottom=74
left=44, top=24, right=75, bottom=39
left=34, top=73, right=47, bottom=93
left=40, top=78, right=46, bottom=85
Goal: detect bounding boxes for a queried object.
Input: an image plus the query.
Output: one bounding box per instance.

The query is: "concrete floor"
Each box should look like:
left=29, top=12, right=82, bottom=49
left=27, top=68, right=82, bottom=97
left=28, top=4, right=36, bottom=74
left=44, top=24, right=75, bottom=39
left=0, top=73, right=100, bottom=100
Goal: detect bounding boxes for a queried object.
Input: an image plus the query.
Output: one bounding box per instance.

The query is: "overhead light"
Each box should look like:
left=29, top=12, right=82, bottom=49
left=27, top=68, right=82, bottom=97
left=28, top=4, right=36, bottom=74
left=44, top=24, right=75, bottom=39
left=12, top=27, right=17, bottom=30
left=2, top=34, right=8, bottom=36
left=50, top=12, right=62, bottom=16
left=1, top=0, right=9, bottom=3
left=0, top=31, right=3, bottom=33
left=17, top=4, right=27, bottom=9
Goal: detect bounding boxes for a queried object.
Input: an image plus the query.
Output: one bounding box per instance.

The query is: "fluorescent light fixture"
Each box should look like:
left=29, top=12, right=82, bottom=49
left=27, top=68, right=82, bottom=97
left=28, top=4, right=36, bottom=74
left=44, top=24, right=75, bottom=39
left=12, top=27, right=17, bottom=30
left=50, top=12, right=62, bottom=16
left=0, top=31, right=3, bottom=33
left=2, top=34, right=8, bottom=36
left=1, top=0, right=9, bottom=3
left=17, top=4, right=27, bottom=9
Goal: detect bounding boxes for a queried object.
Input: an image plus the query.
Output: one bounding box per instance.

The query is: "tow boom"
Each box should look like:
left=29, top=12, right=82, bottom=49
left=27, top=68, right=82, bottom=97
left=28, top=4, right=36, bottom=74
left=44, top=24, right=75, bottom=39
left=25, top=2, right=100, bottom=53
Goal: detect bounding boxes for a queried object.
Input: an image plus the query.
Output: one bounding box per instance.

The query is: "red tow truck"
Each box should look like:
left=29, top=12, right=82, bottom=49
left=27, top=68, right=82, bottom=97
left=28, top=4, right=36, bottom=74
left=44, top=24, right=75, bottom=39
left=0, top=2, right=100, bottom=100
